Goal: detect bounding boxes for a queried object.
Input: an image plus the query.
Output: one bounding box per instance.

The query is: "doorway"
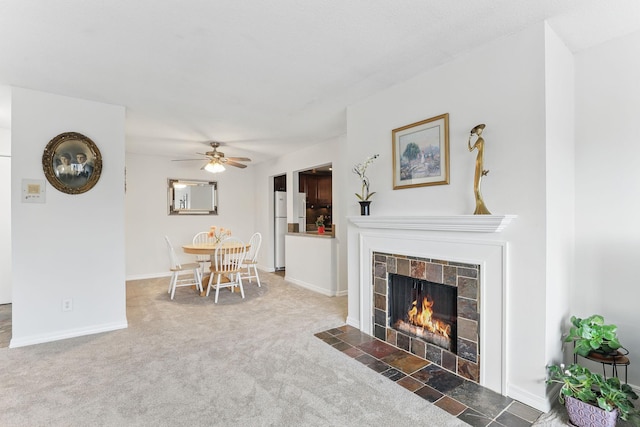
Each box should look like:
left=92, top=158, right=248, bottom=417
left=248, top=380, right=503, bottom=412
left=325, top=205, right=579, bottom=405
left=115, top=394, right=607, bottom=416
left=273, top=175, right=286, bottom=271
left=298, top=164, right=332, bottom=233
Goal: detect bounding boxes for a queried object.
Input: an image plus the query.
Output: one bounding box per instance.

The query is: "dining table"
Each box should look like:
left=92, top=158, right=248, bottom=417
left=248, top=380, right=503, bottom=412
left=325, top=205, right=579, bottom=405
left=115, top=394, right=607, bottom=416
left=182, top=240, right=251, bottom=296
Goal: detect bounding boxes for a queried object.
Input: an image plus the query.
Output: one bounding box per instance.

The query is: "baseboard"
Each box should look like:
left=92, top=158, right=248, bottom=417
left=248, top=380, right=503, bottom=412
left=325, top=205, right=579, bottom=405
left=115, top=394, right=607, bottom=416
left=284, top=277, right=337, bottom=297
left=10, top=320, right=128, bottom=348
left=346, top=316, right=360, bottom=329
left=127, top=267, right=272, bottom=281
left=126, top=272, right=170, bottom=281
left=508, top=377, right=640, bottom=414
left=335, top=289, right=348, bottom=297
left=507, top=383, right=552, bottom=413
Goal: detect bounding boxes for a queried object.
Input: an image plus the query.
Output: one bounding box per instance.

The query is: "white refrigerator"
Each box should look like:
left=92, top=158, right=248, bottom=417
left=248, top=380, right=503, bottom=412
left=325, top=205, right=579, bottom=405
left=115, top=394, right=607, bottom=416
left=274, top=191, right=287, bottom=270
left=297, top=192, right=306, bottom=233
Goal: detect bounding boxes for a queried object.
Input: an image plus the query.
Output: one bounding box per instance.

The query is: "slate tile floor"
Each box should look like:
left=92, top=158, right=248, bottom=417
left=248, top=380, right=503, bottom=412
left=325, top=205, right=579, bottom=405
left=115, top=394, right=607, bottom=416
left=315, top=325, right=544, bottom=427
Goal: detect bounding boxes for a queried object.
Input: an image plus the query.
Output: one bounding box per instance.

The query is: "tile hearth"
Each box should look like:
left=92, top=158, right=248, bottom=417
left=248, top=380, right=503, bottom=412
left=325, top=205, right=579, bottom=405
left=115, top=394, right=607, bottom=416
left=315, top=325, right=543, bottom=427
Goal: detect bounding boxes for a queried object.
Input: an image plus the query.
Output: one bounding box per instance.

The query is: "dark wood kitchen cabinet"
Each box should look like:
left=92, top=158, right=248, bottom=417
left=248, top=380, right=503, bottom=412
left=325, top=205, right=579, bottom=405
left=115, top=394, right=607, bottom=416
left=316, top=175, right=332, bottom=204
left=274, top=174, right=286, bottom=192
left=298, top=176, right=306, bottom=198
left=299, top=174, right=332, bottom=205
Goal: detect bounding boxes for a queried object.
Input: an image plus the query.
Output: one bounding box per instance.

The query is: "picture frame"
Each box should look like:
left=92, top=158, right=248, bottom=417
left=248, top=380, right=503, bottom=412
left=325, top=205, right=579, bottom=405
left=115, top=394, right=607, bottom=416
left=167, top=178, right=218, bottom=215
left=42, top=132, right=102, bottom=194
left=392, top=113, right=449, bottom=190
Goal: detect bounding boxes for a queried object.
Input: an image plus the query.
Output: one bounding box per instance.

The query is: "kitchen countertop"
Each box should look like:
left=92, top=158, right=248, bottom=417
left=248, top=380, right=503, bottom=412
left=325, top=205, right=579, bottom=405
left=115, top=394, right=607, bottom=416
left=287, top=231, right=334, bottom=238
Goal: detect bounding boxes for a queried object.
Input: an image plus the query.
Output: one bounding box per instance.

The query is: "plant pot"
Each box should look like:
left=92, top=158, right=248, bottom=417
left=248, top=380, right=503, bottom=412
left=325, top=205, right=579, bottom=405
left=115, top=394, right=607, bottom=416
left=565, top=396, right=618, bottom=427
left=590, top=348, right=621, bottom=357
left=317, top=226, right=325, bottom=234
left=359, top=201, right=371, bottom=216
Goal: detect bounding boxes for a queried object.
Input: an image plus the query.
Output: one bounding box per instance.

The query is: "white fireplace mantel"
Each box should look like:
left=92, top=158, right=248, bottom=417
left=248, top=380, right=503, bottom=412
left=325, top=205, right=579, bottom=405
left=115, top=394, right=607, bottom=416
left=352, top=228, right=509, bottom=394
left=348, top=214, right=517, bottom=233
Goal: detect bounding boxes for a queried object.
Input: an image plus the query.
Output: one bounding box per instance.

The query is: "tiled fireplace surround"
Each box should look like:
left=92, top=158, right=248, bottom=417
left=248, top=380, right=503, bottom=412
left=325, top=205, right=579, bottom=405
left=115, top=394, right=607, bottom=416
left=351, top=215, right=514, bottom=395
left=372, top=251, right=481, bottom=383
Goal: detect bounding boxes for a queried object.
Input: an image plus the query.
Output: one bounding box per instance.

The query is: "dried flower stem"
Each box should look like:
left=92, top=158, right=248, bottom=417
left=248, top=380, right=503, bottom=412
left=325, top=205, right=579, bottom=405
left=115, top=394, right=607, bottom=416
left=353, top=154, right=379, bottom=201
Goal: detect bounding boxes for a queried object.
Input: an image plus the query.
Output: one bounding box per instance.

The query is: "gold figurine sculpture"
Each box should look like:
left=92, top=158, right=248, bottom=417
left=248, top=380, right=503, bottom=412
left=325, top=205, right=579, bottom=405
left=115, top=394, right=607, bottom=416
left=468, top=124, right=491, bottom=215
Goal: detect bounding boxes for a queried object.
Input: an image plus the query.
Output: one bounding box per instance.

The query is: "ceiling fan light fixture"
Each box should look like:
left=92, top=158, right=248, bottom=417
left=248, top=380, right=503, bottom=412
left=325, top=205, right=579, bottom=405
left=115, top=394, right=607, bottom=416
left=173, top=141, right=250, bottom=171
left=204, top=161, right=225, bottom=173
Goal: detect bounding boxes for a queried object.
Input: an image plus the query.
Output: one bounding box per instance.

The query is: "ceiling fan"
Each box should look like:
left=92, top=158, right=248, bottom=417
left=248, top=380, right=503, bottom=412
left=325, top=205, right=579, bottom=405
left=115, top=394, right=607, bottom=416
left=172, top=142, right=251, bottom=173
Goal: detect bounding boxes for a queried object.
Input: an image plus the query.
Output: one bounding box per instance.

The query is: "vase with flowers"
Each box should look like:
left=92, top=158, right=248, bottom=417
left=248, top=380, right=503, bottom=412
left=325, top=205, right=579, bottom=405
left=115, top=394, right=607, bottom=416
left=208, top=226, right=231, bottom=243
left=315, top=215, right=325, bottom=234
left=353, top=154, right=379, bottom=215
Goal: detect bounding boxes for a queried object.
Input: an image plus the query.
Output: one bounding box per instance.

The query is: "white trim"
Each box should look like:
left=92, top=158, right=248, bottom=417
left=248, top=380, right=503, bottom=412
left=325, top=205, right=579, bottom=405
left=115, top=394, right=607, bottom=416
left=348, top=215, right=517, bottom=233
left=510, top=383, right=553, bottom=413
left=346, top=316, right=360, bottom=329
left=285, top=277, right=338, bottom=297
left=126, top=272, right=170, bottom=281
left=502, top=242, right=510, bottom=397
left=9, top=321, right=128, bottom=348
left=357, top=231, right=508, bottom=395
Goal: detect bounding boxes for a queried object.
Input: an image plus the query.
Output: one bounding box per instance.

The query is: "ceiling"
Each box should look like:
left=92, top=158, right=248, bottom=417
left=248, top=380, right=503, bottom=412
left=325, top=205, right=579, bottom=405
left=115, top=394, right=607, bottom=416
left=1, top=1, right=639, bottom=163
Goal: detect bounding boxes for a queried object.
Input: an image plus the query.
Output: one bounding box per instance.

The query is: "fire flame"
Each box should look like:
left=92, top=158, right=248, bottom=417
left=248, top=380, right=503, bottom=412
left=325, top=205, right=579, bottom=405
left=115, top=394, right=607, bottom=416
left=408, top=297, right=451, bottom=339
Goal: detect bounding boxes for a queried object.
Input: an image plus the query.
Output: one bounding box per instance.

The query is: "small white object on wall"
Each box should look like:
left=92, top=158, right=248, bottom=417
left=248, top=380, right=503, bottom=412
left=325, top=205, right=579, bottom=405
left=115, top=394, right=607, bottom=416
left=22, top=179, right=46, bottom=203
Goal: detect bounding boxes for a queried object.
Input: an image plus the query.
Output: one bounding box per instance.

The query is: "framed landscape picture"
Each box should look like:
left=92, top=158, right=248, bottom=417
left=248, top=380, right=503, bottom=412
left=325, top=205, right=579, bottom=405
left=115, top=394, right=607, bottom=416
left=392, top=113, right=449, bottom=190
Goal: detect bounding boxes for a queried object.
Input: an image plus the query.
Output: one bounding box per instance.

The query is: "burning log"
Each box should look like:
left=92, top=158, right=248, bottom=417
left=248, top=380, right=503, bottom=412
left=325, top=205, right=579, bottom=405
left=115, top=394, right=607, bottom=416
left=394, top=320, right=452, bottom=351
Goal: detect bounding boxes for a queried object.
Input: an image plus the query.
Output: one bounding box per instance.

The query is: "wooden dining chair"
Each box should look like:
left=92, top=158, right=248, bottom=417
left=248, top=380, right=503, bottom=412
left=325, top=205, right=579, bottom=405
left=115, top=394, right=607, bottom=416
left=192, top=231, right=215, bottom=276
left=240, top=232, right=262, bottom=287
left=206, top=237, right=247, bottom=303
left=165, top=236, right=203, bottom=300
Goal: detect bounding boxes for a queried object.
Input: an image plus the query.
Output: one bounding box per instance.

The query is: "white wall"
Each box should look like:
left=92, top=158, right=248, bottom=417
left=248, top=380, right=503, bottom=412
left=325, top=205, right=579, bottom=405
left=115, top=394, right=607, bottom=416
left=574, top=30, right=640, bottom=386
left=0, top=125, right=11, bottom=304
left=251, top=136, right=347, bottom=292
left=346, top=23, right=559, bottom=410
left=543, top=23, right=575, bottom=379
left=285, top=234, right=337, bottom=296
left=11, top=87, right=127, bottom=347
left=125, top=152, right=257, bottom=279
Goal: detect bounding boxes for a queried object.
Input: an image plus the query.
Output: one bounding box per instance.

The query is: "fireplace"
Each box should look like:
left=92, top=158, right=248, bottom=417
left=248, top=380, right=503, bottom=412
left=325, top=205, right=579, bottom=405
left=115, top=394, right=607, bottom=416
left=373, top=252, right=480, bottom=383
left=350, top=216, right=511, bottom=395
left=388, top=274, right=457, bottom=353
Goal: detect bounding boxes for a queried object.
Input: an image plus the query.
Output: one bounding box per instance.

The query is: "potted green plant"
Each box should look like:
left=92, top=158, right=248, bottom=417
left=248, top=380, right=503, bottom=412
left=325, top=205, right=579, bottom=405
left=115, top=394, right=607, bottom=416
left=565, top=314, right=622, bottom=357
left=315, top=215, right=325, bottom=234
left=547, top=363, right=640, bottom=426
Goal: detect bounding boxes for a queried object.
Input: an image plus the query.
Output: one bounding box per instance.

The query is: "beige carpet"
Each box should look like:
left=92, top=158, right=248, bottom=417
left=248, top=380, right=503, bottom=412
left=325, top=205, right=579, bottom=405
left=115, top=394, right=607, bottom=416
left=0, top=272, right=468, bottom=426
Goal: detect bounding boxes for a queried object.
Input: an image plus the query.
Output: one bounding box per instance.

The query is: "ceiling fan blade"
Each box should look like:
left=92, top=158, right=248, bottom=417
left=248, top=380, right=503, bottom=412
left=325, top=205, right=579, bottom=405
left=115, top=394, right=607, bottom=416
left=181, top=141, right=249, bottom=171
left=172, top=158, right=207, bottom=161
left=226, top=160, right=247, bottom=168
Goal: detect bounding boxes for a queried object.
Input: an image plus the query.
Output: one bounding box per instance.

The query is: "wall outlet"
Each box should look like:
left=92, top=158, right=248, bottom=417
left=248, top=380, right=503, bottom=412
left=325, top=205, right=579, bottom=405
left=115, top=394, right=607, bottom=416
left=62, top=298, right=73, bottom=312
